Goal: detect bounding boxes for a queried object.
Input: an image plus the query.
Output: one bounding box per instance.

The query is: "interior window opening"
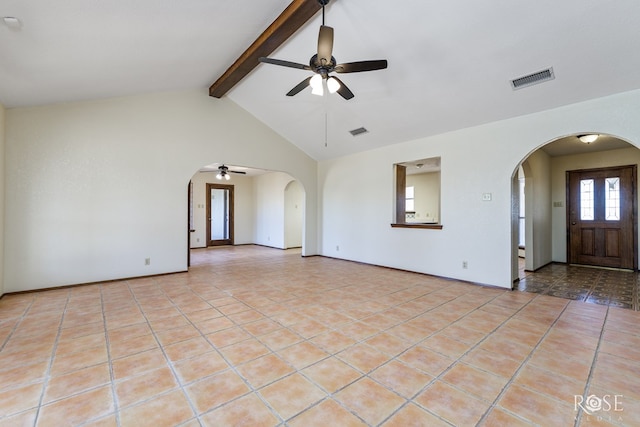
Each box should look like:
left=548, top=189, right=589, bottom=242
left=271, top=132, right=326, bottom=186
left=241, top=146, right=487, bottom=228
left=393, top=157, right=441, bottom=227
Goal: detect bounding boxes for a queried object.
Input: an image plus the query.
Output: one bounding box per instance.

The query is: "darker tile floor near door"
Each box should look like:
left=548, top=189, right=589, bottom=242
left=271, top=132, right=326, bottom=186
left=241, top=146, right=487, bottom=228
left=517, top=262, right=640, bottom=311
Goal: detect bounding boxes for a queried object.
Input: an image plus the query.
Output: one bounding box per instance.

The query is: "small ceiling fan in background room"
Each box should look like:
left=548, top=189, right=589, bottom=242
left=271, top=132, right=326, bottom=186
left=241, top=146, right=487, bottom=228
left=200, top=165, right=247, bottom=181
left=259, top=0, right=388, bottom=100
left=215, top=164, right=246, bottom=181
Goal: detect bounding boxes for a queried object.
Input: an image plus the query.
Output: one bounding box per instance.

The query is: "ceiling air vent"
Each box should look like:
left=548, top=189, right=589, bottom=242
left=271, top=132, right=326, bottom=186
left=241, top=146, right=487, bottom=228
left=511, top=67, right=555, bottom=90
left=349, top=127, right=368, bottom=137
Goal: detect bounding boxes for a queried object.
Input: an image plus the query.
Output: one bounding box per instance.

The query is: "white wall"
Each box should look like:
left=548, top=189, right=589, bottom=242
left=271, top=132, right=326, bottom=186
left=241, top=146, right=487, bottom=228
left=550, top=146, right=640, bottom=263
left=522, top=150, right=553, bottom=271
left=319, top=89, right=640, bottom=288
left=254, top=172, right=298, bottom=249
left=4, top=91, right=317, bottom=292
left=189, top=172, right=255, bottom=248
left=0, top=103, right=5, bottom=297
left=284, top=180, right=304, bottom=248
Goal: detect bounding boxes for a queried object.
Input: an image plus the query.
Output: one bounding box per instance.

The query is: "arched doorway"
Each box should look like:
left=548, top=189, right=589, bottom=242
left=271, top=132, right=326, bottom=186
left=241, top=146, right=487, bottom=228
left=511, top=133, right=639, bottom=286
left=187, top=163, right=306, bottom=264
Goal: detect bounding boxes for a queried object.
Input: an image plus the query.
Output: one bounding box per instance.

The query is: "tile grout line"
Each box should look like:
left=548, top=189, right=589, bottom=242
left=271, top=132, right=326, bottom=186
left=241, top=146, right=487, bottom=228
left=157, top=280, right=288, bottom=425
left=276, top=282, right=470, bottom=426
left=375, top=289, right=540, bottom=426
left=572, top=304, right=611, bottom=427
left=476, top=297, right=585, bottom=426
left=179, top=278, right=455, bottom=425
left=286, top=283, right=547, bottom=425
left=0, top=296, right=35, bottom=353
left=123, top=278, right=209, bottom=425
left=274, top=285, right=518, bottom=426
left=100, top=282, right=121, bottom=427
left=32, top=290, right=70, bottom=426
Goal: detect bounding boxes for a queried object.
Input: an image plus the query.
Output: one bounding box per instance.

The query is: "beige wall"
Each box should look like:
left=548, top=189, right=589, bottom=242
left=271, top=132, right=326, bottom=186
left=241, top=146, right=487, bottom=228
left=522, top=150, right=553, bottom=271
left=406, top=172, right=440, bottom=223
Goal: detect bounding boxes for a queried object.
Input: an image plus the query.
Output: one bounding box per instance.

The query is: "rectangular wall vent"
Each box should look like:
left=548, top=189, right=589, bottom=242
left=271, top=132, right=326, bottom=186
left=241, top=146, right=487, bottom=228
left=349, top=127, right=368, bottom=136
left=511, top=67, right=555, bottom=90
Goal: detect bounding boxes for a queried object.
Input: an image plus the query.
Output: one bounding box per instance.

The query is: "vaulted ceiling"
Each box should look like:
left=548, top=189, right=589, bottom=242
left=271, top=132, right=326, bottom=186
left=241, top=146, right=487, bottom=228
left=2, top=0, right=640, bottom=160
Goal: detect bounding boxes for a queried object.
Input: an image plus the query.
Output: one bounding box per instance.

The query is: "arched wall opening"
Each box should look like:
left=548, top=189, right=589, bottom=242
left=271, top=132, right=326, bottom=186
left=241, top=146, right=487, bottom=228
left=511, top=133, right=640, bottom=285
left=188, top=163, right=306, bottom=261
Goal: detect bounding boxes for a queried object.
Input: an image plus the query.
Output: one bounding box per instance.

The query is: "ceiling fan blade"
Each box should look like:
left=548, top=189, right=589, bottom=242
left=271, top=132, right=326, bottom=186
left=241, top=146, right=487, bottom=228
left=259, top=57, right=311, bottom=70
left=330, top=76, right=354, bottom=100
left=286, top=76, right=313, bottom=96
left=335, top=60, right=388, bottom=73
left=316, top=25, right=334, bottom=66
left=228, top=170, right=247, bottom=175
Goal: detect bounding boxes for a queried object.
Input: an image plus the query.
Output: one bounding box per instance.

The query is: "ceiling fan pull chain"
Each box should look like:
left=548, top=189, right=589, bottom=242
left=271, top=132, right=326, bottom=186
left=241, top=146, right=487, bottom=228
left=324, top=112, right=328, bottom=148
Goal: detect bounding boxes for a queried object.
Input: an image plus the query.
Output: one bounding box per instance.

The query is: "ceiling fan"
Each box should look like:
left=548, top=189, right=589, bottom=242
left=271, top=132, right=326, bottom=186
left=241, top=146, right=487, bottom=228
left=258, top=0, right=388, bottom=100
left=210, top=164, right=246, bottom=180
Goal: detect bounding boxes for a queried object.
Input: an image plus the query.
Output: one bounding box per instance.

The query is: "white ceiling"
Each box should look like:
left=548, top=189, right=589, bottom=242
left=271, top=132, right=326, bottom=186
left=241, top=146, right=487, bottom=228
left=2, top=0, right=640, bottom=161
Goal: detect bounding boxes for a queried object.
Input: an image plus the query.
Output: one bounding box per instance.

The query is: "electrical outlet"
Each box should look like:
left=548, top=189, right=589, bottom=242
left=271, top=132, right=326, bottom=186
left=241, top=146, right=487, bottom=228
left=462, top=261, right=468, bottom=269
left=145, top=258, right=151, bottom=266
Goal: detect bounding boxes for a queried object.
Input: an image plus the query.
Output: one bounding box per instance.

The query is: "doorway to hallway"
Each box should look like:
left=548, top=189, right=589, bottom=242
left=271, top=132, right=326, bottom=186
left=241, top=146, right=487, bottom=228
left=207, top=183, right=234, bottom=246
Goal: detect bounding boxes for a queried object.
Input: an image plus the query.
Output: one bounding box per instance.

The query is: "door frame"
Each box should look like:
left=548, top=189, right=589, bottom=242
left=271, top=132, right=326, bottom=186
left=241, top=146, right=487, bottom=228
left=206, top=183, right=234, bottom=247
left=566, top=164, right=638, bottom=270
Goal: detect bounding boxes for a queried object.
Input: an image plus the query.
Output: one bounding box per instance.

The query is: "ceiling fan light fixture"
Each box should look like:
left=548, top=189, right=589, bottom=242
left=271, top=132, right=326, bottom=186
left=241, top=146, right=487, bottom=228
left=216, top=172, right=223, bottom=180
left=578, top=134, right=599, bottom=144
left=326, top=76, right=340, bottom=94
left=310, top=74, right=323, bottom=96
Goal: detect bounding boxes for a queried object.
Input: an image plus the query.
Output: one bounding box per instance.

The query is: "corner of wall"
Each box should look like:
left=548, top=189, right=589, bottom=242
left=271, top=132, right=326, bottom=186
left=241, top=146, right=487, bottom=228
left=0, top=102, right=5, bottom=297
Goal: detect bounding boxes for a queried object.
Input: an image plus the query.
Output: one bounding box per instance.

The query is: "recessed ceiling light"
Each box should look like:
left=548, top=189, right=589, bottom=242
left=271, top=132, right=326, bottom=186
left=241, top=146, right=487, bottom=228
left=2, top=16, right=22, bottom=28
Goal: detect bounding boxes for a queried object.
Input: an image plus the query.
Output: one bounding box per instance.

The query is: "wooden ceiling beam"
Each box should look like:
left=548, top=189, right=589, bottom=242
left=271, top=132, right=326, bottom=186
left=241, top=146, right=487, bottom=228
left=209, top=0, right=323, bottom=98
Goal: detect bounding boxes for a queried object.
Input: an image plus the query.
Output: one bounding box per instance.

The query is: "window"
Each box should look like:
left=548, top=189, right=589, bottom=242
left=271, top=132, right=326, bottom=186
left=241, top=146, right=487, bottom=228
left=393, top=157, right=442, bottom=229
left=605, top=177, right=620, bottom=221
left=580, top=179, right=594, bottom=220
left=406, top=186, right=415, bottom=212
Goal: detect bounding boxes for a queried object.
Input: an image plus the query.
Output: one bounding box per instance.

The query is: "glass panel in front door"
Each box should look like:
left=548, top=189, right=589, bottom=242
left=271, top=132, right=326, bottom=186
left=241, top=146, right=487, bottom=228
left=605, top=177, right=620, bottom=221
left=211, top=188, right=229, bottom=240
left=580, top=179, right=594, bottom=220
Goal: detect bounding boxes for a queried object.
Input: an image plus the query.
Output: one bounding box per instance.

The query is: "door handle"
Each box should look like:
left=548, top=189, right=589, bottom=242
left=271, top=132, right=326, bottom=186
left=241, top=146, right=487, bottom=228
left=572, top=222, right=576, bottom=225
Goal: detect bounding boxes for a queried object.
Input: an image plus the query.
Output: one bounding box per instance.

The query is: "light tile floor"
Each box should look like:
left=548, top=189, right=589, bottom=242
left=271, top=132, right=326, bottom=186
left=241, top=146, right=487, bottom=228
left=0, top=245, right=638, bottom=426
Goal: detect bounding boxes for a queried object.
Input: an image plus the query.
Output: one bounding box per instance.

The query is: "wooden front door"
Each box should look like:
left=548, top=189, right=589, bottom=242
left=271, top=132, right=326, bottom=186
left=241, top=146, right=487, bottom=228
left=567, top=165, right=637, bottom=270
